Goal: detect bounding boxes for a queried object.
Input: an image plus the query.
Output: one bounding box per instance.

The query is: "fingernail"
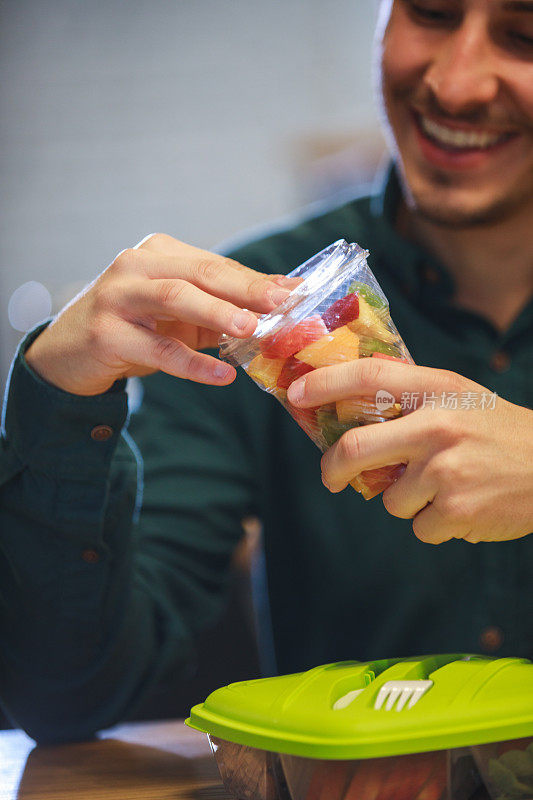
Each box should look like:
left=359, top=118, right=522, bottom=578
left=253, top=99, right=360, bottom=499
left=287, top=378, right=305, bottom=405
left=214, top=362, right=232, bottom=380
left=271, top=275, right=292, bottom=286
left=233, top=311, right=253, bottom=331
left=268, top=288, right=290, bottom=306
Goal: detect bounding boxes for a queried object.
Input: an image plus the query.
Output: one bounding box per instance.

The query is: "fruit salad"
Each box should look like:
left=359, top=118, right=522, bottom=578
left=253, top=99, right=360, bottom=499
left=219, top=240, right=413, bottom=500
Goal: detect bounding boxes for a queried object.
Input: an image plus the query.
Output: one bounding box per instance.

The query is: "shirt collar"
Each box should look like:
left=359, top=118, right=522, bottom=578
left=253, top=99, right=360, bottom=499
left=367, top=162, right=533, bottom=343
left=368, top=163, right=455, bottom=300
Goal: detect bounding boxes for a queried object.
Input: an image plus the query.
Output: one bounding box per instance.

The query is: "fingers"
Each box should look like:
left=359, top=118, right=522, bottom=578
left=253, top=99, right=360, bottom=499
left=287, top=358, right=481, bottom=409
left=411, top=502, right=471, bottom=545
left=113, top=320, right=236, bottom=385
left=120, top=278, right=259, bottom=338
left=381, top=461, right=438, bottom=519
left=320, top=413, right=425, bottom=492
left=128, top=241, right=291, bottom=314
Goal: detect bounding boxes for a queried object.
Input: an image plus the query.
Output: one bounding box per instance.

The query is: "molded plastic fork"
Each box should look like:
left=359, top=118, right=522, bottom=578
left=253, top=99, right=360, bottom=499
left=374, top=680, right=433, bottom=711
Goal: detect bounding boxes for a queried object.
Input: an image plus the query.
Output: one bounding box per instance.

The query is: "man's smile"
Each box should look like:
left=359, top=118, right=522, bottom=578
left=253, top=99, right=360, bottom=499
left=414, top=110, right=517, bottom=151
left=409, top=108, right=524, bottom=171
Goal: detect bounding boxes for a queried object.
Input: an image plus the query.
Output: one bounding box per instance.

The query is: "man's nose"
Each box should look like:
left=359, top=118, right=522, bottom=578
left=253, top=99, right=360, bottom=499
left=423, top=18, right=499, bottom=116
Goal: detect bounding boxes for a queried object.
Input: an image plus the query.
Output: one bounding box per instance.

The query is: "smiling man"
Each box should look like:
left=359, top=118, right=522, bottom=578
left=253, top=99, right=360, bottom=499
left=378, top=0, right=533, bottom=332
left=0, top=1, right=532, bottom=743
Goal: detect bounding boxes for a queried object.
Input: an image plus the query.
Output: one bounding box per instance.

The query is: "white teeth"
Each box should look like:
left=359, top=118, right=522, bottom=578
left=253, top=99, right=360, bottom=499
left=420, top=115, right=507, bottom=149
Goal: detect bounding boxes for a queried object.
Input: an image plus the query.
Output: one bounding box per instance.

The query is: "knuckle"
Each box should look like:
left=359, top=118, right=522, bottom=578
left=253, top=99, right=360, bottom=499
left=338, top=426, right=365, bottom=463
left=382, top=489, right=406, bottom=518
left=152, top=336, right=183, bottom=367
left=196, top=257, right=222, bottom=284
left=157, top=279, right=187, bottom=309
left=438, top=368, right=466, bottom=394
left=112, top=247, right=138, bottom=273
left=425, top=452, right=451, bottom=484
left=412, top=515, right=434, bottom=543
left=358, top=357, right=384, bottom=391
left=248, top=277, right=266, bottom=301
left=427, top=449, right=467, bottom=487
left=211, top=297, right=233, bottom=327
left=463, top=528, right=483, bottom=544
left=141, top=232, right=167, bottom=247
left=436, top=492, right=473, bottom=525
left=222, top=255, right=244, bottom=272
left=90, top=280, right=113, bottom=312
left=424, top=409, right=459, bottom=446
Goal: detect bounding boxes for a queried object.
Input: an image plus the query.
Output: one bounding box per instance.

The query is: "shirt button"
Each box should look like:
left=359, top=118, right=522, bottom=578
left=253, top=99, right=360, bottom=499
left=423, top=265, right=440, bottom=284
left=90, top=424, right=114, bottom=441
left=479, top=626, right=504, bottom=652
left=81, top=548, right=100, bottom=564
left=489, top=351, right=510, bottom=373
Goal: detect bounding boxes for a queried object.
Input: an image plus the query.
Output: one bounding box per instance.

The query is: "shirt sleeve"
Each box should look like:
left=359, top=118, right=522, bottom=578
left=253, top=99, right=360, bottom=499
left=0, top=325, right=257, bottom=743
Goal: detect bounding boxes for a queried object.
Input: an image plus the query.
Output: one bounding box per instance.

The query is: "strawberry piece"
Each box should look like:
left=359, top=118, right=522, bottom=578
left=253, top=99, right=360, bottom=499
left=277, top=356, right=315, bottom=389
left=322, top=293, right=359, bottom=331
left=372, top=352, right=410, bottom=364
left=260, top=315, right=328, bottom=360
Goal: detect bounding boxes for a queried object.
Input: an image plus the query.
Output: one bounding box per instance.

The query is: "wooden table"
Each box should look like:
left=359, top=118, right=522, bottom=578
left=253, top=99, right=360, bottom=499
left=0, top=720, right=232, bottom=799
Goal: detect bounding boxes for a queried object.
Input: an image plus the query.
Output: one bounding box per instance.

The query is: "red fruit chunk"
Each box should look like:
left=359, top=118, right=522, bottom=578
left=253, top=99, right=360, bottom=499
left=277, top=356, right=314, bottom=389
left=375, top=753, right=442, bottom=800
left=417, top=756, right=448, bottom=800
left=345, top=756, right=395, bottom=800
left=321, top=293, right=359, bottom=332
left=260, top=315, right=328, bottom=359
left=372, top=352, right=410, bottom=364
left=287, top=402, right=318, bottom=439
left=351, top=463, right=406, bottom=500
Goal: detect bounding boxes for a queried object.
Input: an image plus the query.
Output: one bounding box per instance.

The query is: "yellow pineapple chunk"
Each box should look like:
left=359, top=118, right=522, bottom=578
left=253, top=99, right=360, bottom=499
left=247, top=354, right=284, bottom=390
left=348, top=296, right=396, bottom=343
left=294, top=326, right=359, bottom=368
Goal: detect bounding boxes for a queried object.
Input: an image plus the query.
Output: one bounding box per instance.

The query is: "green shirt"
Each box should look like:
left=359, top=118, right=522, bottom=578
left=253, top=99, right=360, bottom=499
left=1, top=169, right=532, bottom=743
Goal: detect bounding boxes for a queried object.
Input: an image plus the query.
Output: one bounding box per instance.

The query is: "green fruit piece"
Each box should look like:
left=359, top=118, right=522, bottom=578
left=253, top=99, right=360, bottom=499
left=348, top=280, right=388, bottom=309
left=488, top=760, right=533, bottom=798
left=358, top=337, right=404, bottom=358
left=500, top=751, right=533, bottom=784
left=316, top=406, right=356, bottom=448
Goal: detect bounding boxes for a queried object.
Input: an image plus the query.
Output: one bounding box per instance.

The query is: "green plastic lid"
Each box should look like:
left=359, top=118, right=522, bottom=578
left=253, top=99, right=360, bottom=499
left=186, top=654, right=533, bottom=759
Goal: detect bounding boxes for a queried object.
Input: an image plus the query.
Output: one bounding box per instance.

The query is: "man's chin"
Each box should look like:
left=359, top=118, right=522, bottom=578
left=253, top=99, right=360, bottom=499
left=400, top=172, right=530, bottom=229
left=408, top=196, right=511, bottom=228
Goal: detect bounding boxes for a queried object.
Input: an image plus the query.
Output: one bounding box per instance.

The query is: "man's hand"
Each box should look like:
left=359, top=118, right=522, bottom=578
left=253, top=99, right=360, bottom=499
left=25, top=233, right=291, bottom=395
left=287, top=359, right=533, bottom=544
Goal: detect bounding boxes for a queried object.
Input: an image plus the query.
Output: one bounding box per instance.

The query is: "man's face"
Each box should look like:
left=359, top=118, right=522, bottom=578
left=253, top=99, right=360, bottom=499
left=376, top=0, right=533, bottom=226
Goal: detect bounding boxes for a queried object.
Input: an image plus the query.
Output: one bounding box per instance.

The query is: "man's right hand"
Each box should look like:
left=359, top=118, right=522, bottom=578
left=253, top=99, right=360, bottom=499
left=25, top=233, right=291, bottom=396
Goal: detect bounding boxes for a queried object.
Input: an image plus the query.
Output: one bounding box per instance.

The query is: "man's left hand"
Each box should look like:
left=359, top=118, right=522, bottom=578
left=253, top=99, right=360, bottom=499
left=287, top=359, right=533, bottom=544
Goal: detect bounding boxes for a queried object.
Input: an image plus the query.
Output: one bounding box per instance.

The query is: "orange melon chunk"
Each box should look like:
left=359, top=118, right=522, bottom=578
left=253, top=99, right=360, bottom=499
left=294, top=326, right=359, bottom=368
left=247, top=354, right=284, bottom=390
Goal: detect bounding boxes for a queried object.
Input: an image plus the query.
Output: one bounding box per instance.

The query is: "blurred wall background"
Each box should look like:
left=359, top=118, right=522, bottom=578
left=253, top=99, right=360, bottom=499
left=0, top=0, right=385, bottom=389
